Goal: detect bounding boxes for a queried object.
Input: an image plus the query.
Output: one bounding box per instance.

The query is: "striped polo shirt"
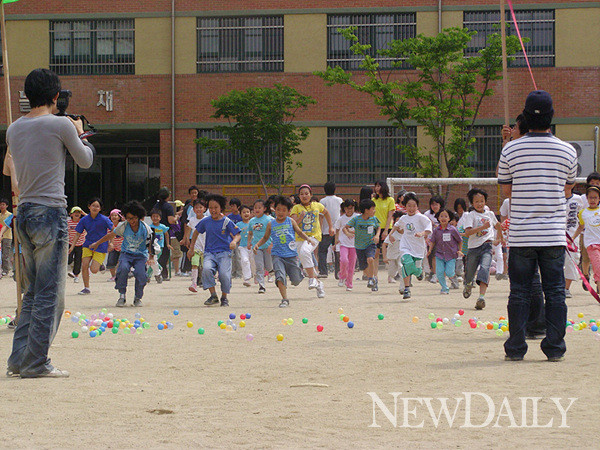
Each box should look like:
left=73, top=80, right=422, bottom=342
left=497, top=132, right=577, bottom=247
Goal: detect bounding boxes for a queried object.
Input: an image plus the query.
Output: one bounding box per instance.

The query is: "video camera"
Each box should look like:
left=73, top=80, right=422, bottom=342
left=55, top=90, right=97, bottom=137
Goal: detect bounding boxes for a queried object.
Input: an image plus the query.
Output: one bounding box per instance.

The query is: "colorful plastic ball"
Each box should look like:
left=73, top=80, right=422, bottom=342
left=246, top=334, right=254, bottom=342
left=240, top=314, right=246, bottom=320
left=276, top=334, right=284, bottom=341
left=496, top=329, right=504, bottom=336
left=107, top=321, right=113, bottom=328
left=458, top=309, right=465, bottom=316
left=123, top=327, right=131, bottom=334
left=198, top=328, right=205, bottom=335
left=302, top=318, right=308, bottom=324
left=501, top=325, right=508, bottom=332
left=239, top=321, right=246, bottom=328
left=566, top=325, right=574, bottom=333
left=134, top=312, right=141, bottom=319
left=437, top=322, right=443, bottom=329
left=71, top=331, right=79, bottom=338
left=347, top=321, right=354, bottom=329
left=89, top=331, right=97, bottom=338
left=245, top=313, right=251, bottom=319
left=378, top=314, right=384, bottom=320
left=218, top=320, right=224, bottom=327
left=281, top=319, right=288, bottom=325
left=229, top=313, right=236, bottom=320
left=493, top=323, right=499, bottom=330
left=187, top=321, right=193, bottom=328
left=469, top=321, right=477, bottom=329
left=173, top=310, right=179, bottom=316
left=338, top=308, right=344, bottom=314
left=111, top=327, right=118, bottom=334
left=317, top=325, right=324, bottom=332
left=412, top=316, right=419, bottom=323
left=101, top=308, right=108, bottom=314
left=136, top=328, right=143, bottom=334
left=220, top=323, right=226, bottom=330
left=81, top=326, right=89, bottom=333
left=574, top=324, right=580, bottom=331
left=591, top=325, right=598, bottom=332
left=287, top=318, right=294, bottom=325
left=442, top=318, right=450, bottom=325
left=486, top=323, right=494, bottom=330
left=455, top=320, right=462, bottom=327
left=158, top=323, right=165, bottom=330
left=226, top=325, right=233, bottom=332
left=143, top=322, right=150, bottom=329
left=430, top=322, right=437, bottom=329
left=343, top=316, right=350, bottom=323
left=339, top=314, right=345, bottom=321
left=64, top=311, right=71, bottom=318
left=428, top=313, right=435, bottom=320
left=578, top=312, right=584, bottom=318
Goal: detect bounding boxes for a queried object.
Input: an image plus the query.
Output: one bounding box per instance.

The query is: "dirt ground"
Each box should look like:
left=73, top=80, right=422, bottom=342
left=1, top=269, right=598, bottom=448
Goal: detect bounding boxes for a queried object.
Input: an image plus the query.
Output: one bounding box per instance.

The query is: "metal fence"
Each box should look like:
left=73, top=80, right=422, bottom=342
left=469, top=125, right=503, bottom=177
left=196, top=129, right=279, bottom=185
left=327, top=126, right=417, bottom=184
left=50, top=19, right=135, bottom=75
left=327, top=13, right=416, bottom=70
left=197, top=16, right=284, bottom=73
left=464, top=9, right=555, bottom=67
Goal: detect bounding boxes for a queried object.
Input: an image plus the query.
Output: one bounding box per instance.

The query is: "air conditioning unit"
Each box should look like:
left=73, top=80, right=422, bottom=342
left=568, top=141, right=596, bottom=178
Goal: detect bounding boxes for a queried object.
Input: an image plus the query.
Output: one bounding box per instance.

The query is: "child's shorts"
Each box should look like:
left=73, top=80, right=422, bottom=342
left=272, top=255, right=304, bottom=286
left=191, top=250, right=204, bottom=267
left=82, top=247, right=106, bottom=264
left=356, top=243, right=377, bottom=270
left=170, top=237, right=183, bottom=259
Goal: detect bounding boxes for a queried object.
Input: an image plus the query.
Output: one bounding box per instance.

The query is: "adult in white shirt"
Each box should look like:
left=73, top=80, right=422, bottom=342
left=318, top=181, right=343, bottom=278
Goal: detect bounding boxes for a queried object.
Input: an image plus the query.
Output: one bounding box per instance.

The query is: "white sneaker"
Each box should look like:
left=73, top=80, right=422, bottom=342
left=316, top=281, right=325, bottom=298
left=565, top=289, right=572, bottom=298
left=430, top=274, right=438, bottom=284
left=388, top=276, right=397, bottom=283
left=346, top=287, right=353, bottom=291
left=308, top=278, right=318, bottom=290
left=73, top=276, right=79, bottom=283
left=267, top=275, right=274, bottom=283
left=338, top=279, right=345, bottom=287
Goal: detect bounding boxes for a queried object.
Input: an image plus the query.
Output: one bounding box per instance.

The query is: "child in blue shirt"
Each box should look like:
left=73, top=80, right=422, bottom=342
left=148, top=208, right=172, bottom=283
left=235, top=205, right=254, bottom=287
left=247, top=199, right=273, bottom=294
left=90, top=201, right=154, bottom=307
left=70, top=197, right=113, bottom=295
left=188, top=194, right=241, bottom=307
left=254, top=196, right=316, bottom=308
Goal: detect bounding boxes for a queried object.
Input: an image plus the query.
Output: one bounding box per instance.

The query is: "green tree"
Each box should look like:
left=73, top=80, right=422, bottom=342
left=195, top=84, right=316, bottom=197
left=316, top=27, right=522, bottom=194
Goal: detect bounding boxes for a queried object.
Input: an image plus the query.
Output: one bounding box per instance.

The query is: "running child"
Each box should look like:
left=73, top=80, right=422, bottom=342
left=254, top=195, right=317, bottom=307
left=236, top=205, right=254, bottom=287
left=70, top=198, right=113, bottom=295
left=106, top=209, right=123, bottom=282
left=390, top=192, right=432, bottom=299
left=290, top=184, right=333, bottom=298
left=428, top=208, right=462, bottom=294
left=183, top=199, right=206, bottom=293
left=373, top=180, right=396, bottom=282
left=148, top=208, right=171, bottom=283
left=424, top=195, right=445, bottom=284
left=90, top=201, right=154, bottom=307
left=463, top=188, right=505, bottom=309
left=247, top=199, right=273, bottom=294
left=343, top=199, right=381, bottom=292
left=335, top=199, right=358, bottom=290
left=188, top=194, right=241, bottom=307
left=382, top=210, right=404, bottom=284
left=564, top=184, right=584, bottom=298
left=67, top=206, right=86, bottom=283
left=572, top=186, right=600, bottom=293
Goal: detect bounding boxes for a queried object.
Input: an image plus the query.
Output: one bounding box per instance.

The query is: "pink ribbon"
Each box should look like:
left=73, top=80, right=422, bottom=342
left=506, top=0, right=538, bottom=90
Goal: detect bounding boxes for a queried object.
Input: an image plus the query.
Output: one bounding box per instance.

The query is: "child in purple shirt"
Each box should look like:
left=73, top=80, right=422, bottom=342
left=428, top=208, right=462, bottom=294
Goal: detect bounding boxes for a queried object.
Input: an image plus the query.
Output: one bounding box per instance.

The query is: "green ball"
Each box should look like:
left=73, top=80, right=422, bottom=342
left=97, top=329, right=103, bottom=336
left=455, top=320, right=462, bottom=327
left=111, top=327, right=118, bottom=334
left=492, top=323, right=499, bottom=330
left=428, top=313, right=435, bottom=320
left=71, top=331, right=79, bottom=338
left=217, top=320, right=224, bottom=327
left=430, top=322, right=437, bottom=329
left=302, top=318, right=308, bottom=324
left=339, top=314, right=345, bottom=321
left=198, top=328, right=205, bottom=335
left=143, top=322, right=150, bottom=329
left=378, top=314, right=384, bottom=320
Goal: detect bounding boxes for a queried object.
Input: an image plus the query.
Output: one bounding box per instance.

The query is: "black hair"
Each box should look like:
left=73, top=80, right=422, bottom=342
left=88, top=197, right=103, bottom=209
left=359, top=198, right=376, bottom=213
left=122, top=200, right=146, bottom=220
left=396, top=190, right=407, bottom=204
left=402, top=192, right=419, bottom=206
left=467, top=188, right=488, bottom=203
left=149, top=208, right=162, bottom=218
left=273, top=195, right=293, bottom=210
left=188, top=185, right=200, bottom=194
left=454, top=198, right=467, bottom=214
left=429, top=195, right=445, bottom=210
left=523, top=110, right=553, bottom=131
left=206, top=194, right=227, bottom=211
left=197, top=190, right=209, bottom=200
left=450, top=212, right=459, bottom=222
left=24, top=68, right=61, bottom=108
left=586, top=186, right=600, bottom=196
left=253, top=199, right=267, bottom=208
left=434, top=208, right=452, bottom=220
left=290, top=194, right=301, bottom=205
left=340, top=198, right=357, bottom=213
left=392, top=210, right=404, bottom=221
left=515, top=114, right=528, bottom=136
left=359, top=186, right=373, bottom=202
left=239, top=205, right=251, bottom=214
left=0, top=198, right=8, bottom=206
left=157, top=187, right=170, bottom=202
left=192, top=198, right=206, bottom=207
left=586, top=172, right=600, bottom=185
left=374, top=180, right=390, bottom=199
left=324, top=181, right=336, bottom=196
left=229, top=198, right=241, bottom=208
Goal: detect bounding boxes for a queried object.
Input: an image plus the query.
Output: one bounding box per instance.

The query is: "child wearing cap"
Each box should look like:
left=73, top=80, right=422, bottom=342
left=67, top=206, right=86, bottom=283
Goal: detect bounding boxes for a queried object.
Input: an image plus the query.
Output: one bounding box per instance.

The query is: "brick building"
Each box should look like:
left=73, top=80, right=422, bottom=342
left=0, top=0, right=598, bottom=208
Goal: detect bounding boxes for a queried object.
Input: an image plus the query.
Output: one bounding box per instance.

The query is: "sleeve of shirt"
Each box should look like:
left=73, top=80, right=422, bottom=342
left=290, top=204, right=301, bottom=216
left=387, top=197, right=396, bottom=213
left=451, top=227, right=462, bottom=245
left=75, top=217, right=86, bottom=233
left=464, top=213, right=473, bottom=229
left=196, top=218, right=206, bottom=234
left=489, top=212, right=498, bottom=228
left=104, top=216, right=114, bottom=231
left=578, top=209, right=585, bottom=226
left=227, top=220, right=241, bottom=236
left=113, top=221, right=127, bottom=237
left=423, top=216, right=433, bottom=233
left=347, top=216, right=356, bottom=228
left=315, top=202, right=325, bottom=214
left=164, top=203, right=175, bottom=218
left=497, top=148, right=512, bottom=185
left=59, top=118, right=94, bottom=169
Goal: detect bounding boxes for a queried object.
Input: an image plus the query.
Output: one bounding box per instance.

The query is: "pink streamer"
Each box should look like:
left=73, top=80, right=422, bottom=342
left=506, top=0, right=538, bottom=90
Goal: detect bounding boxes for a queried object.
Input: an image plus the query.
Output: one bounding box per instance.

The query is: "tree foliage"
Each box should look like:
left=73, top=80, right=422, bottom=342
left=195, top=84, right=316, bottom=197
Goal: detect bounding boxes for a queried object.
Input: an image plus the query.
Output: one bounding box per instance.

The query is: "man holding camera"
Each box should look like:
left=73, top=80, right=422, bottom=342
left=6, top=68, right=95, bottom=378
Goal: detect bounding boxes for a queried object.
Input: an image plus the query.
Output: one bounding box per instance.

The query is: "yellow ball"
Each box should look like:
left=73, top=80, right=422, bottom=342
left=226, top=325, right=233, bottom=332
left=276, top=334, right=284, bottom=341
left=187, top=321, right=193, bottom=328
left=338, top=308, right=344, bottom=315
left=501, top=325, right=508, bottom=332
left=581, top=322, right=587, bottom=329
left=287, top=318, right=294, bottom=325
left=239, top=321, right=246, bottom=328
left=578, top=312, right=584, bottom=318
left=412, top=316, right=419, bottom=323
left=119, top=322, right=126, bottom=329
left=220, top=323, right=226, bottom=329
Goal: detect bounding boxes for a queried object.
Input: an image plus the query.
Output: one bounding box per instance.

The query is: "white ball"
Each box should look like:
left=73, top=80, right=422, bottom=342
left=81, top=326, right=89, bottom=333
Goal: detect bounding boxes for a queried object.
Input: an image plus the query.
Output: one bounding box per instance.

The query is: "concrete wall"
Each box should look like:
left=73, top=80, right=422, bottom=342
left=6, top=20, right=48, bottom=76
left=136, top=18, right=171, bottom=75
left=284, top=14, right=327, bottom=72
left=556, top=8, right=600, bottom=67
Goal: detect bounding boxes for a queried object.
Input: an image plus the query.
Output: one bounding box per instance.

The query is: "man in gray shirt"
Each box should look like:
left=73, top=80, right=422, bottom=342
left=6, top=68, right=94, bottom=378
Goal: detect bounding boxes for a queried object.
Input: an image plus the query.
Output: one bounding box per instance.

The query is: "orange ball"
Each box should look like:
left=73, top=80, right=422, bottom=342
left=343, top=316, right=350, bottom=323
left=486, top=323, right=493, bottom=330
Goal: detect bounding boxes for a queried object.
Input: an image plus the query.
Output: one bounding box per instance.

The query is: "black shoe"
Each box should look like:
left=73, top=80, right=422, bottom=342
left=475, top=298, right=485, bottom=310
left=582, top=275, right=589, bottom=292
left=258, top=286, right=266, bottom=294
left=204, top=294, right=219, bottom=306
left=402, top=288, right=411, bottom=299
left=7, top=319, right=17, bottom=329
left=99, top=264, right=106, bottom=273
left=416, top=273, right=424, bottom=281
left=220, top=297, right=229, bottom=307
left=371, top=280, right=379, bottom=292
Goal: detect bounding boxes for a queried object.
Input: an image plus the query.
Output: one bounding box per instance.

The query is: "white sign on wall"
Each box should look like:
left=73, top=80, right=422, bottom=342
left=568, top=141, right=596, bottom=178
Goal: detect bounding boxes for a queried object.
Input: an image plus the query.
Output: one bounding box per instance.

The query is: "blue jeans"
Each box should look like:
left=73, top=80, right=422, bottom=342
left=464, top=242, right=493, bottom=286
left=436, top=257, right=456, bottom=292
left=8, top=203, right=68, bottom=376
left=202, top=251, right=232, bottom=294
left=504, top=246, right=567, bottom=359
left=115, top=252, right=147, bottom=299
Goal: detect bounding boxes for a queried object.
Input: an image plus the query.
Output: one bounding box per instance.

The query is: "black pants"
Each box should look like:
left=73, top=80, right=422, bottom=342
left=181, top=245, right=191, bottom=273
left=318, top=235, right=340, bottom=277
left=68, top=245, right=83, bottom=276
left=158, top=246, right=170, bottom=279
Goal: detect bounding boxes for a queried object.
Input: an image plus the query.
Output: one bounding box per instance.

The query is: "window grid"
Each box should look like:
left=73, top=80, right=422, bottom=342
left=464, top=10, right=555, bottom=67
left=196, top=16, right=284, bottom=73
left=469, top=126, right=503, bottom=177
left=327, top=127, right=417, bottom=184
left=196, top=129, right=279, bottom=185
left=50, top=19, right=135, bottom=75
left=327, top=13, right=416, bottom=70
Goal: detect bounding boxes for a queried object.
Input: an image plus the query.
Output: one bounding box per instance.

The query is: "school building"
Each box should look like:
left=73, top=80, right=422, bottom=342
left=0, top=0, right=598, bottom=208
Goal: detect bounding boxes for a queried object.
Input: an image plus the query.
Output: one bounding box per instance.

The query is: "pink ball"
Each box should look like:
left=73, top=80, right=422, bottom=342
left=458, top=309, right=465, bottom=316
left=317, top=325, right=324, bottom=332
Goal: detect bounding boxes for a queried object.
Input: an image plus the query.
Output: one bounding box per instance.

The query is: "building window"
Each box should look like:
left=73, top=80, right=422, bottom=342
left=469, top=126, right=503, bottom=177
left=327, top=127, right=416, bottom=184
left=50, top=19, right=135, bottom=75
left=464, top=10, right=554, bottom=67
left=327, top=13, right=416, bottom=70
left=196, top=129, right=279, bottom=185
left=196, top=16, right=284, bottom=73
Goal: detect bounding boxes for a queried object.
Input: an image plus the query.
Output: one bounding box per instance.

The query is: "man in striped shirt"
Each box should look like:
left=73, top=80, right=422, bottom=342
left=498, top=90, right=577, bottom=362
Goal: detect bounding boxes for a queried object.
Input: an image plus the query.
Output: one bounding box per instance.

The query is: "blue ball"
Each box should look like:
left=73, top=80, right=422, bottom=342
left=158, top=323, right=164, bottom=330
left=347, top=321, right=354, bottom=329
left=246, top=313, right=251, bottom=319
left=229, top=313, right=236, bottom=320
left=173, top=310, right=179, bottom=316
left=592, top=325, right=598, bottom=332
left=134, top=320, right=141, bottom=325
left=89, top=330, right=97, bottom=338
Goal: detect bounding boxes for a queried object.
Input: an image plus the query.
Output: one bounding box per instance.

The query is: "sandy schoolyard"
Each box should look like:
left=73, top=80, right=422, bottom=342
left=1, top=271, right=598, bottom=448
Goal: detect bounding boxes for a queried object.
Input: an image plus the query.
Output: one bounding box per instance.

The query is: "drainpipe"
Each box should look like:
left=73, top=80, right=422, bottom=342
left=438, top=0, right=442, bottom=33
left=171, top=0, right=176, bottom=195
left=595, top=126, right=599, bottom=170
